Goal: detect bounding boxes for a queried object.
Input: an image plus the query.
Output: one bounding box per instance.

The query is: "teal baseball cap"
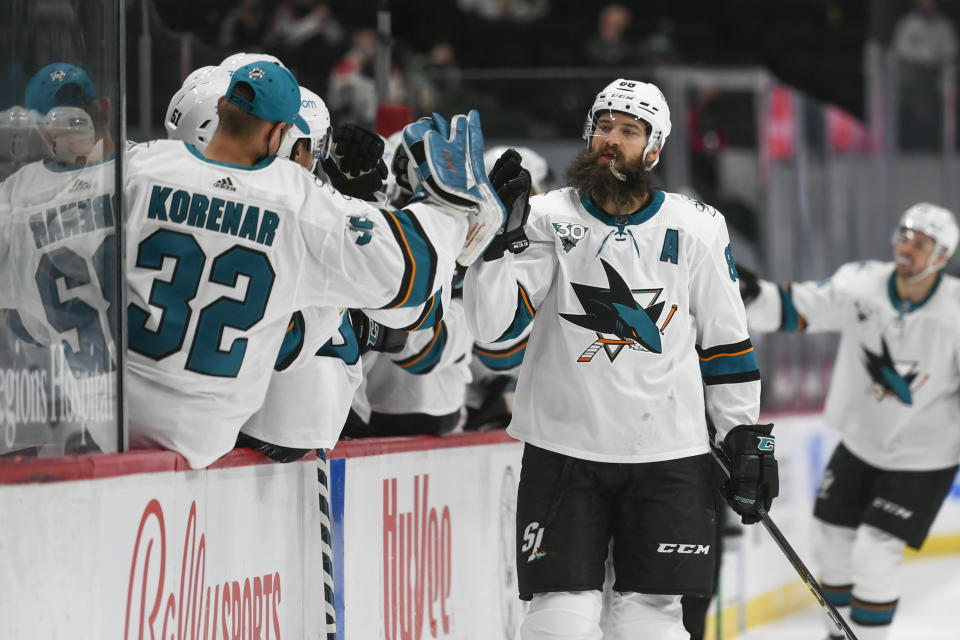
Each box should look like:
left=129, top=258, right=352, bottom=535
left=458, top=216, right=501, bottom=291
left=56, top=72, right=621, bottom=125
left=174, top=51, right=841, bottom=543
left=25, top=62, right=99, bottom=113
left=226, top=62, right=309, bottom=134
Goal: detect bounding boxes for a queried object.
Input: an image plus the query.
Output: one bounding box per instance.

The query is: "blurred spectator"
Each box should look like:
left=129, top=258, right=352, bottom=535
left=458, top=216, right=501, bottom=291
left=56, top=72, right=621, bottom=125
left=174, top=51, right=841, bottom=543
left=893, top=0, right=958, bottom=65
left=687, top=85, right=729, bottom=203
left=328, top=28, right=405, bottom=128
left=584, top=4, right=644, bottom=66
left=269, top=0, right=344, bottom=51
left=406, top=42, right=462, bottom=114
left=456, top=0, right=550, bottom=23
left=267, top=0, right=345, bottom=92
left=893, top=0, right=958, bottom=150
left=218, top=0, right=268, bottom=50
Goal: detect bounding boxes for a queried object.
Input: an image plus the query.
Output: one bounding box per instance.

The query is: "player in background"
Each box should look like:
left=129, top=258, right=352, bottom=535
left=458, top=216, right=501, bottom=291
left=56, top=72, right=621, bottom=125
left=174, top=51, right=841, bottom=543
left=464, top=79, right=778, bottom=639
left=738, top=203, right=960, bottom=640
left=0, top=62, right=121, bottom=452
left=464, top=145, right=554, bottom=431
left=125, top=60, right=502, bottom=468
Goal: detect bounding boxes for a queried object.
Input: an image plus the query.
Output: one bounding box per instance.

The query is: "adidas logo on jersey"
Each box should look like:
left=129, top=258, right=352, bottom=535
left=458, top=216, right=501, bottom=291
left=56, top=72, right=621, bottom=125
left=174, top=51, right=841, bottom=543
left=213, top=176, right=237, bottom=191
left=69, top=178, right=92, bottom=192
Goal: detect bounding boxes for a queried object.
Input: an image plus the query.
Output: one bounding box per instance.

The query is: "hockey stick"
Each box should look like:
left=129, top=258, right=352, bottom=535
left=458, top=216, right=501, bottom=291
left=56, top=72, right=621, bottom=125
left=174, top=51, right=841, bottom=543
left=710, top=450, right=859, bottom=640
left=317, top=449, right=337, bottom=640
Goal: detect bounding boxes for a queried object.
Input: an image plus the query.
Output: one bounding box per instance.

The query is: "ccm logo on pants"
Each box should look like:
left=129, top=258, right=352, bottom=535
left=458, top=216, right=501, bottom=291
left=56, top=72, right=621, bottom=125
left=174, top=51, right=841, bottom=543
left=657, top=543, right=711, bottom=554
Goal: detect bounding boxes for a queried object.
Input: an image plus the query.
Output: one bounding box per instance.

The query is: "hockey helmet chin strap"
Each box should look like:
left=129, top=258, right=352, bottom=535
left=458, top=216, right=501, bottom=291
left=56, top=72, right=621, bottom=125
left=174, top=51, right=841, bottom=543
left=902, top=250, right=946, bottom=283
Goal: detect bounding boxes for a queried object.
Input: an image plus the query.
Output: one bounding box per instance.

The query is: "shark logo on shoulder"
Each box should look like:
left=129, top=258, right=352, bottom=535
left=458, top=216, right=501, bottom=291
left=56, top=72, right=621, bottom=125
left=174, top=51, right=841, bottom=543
left=561, top=259, right=678, bottom=363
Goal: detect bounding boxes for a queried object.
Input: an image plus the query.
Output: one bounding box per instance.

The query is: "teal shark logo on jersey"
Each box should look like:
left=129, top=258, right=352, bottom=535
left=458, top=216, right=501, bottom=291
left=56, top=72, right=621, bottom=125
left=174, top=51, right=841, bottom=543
left=561, top=258, right=677, bottom=362
left=863, top=337, right=927, bottom=405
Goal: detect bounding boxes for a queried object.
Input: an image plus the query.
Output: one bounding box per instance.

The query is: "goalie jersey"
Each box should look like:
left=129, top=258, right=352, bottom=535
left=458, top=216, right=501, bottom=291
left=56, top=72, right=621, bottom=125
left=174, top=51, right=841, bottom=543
left=464, top=188, right=760, bottom=463
left=747, top=260, right=960, bottom=471
left=125, top=140, right=466, bottom=468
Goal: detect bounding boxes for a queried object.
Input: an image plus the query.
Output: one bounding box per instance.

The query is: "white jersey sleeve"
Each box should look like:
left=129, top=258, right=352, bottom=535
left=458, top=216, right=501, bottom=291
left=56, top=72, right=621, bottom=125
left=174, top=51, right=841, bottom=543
left=463, top=192, right=559, bottom=343
left=689, top=214, right=762, bottom=441
left=746, top=262, right=866, bottom=333
left=364, top=297, right=473, bottom=416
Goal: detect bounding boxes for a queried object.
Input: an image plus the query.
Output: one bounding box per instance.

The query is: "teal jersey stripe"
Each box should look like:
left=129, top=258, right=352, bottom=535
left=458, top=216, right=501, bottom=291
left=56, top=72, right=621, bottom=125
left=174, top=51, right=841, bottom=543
left=474, top=339, right=528, bottom=371
left=699, top=349, right=759, bottom=378
left=495, top=284, right=535, bottom=342
left=396, top=323, right=448, bottom=374
left=316, top=314, right=360, bottom=365
left=777, top=283, right=804, bottom=332
left=381, top=209, right=438, bottom=309
left=274, top=311, right=305, bottom=370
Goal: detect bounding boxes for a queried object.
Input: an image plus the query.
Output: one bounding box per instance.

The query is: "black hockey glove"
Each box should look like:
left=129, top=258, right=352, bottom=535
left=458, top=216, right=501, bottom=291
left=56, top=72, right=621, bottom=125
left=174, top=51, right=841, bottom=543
left=321, top=123, right=389, bottom=200
left=348, top=309, right=408, bottom=355
left=737, top=262, right=761, bottom=305
left=483, top=149, right=531, bottom=261
left=719, top=423, right=779, bottom=525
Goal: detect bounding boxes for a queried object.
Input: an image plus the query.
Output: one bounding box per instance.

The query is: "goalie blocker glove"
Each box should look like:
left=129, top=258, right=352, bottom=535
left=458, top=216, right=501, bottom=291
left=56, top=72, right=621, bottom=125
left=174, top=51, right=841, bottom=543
left=348, top=309, right=408, bottom=355
left=483, top=148, right=531, bottom=261
left=320, top=123, right=389, bottom=201
left=719, top=423, right=779, bottom=524
left=397, top=110, right=507, bottom=266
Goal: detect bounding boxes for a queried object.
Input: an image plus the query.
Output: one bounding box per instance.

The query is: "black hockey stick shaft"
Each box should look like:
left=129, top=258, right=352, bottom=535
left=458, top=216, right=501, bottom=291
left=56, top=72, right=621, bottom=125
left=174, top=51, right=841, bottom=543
left=710, top=450, right=859, bottom=640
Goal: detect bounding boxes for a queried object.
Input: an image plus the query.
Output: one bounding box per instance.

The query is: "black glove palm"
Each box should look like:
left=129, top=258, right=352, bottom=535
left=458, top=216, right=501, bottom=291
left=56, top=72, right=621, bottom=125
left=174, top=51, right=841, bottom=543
left=719, top=423, right=779, bottom=525
left=483, top=148, right=532, bottom=261
left=321, top=123, right=389, bottom=200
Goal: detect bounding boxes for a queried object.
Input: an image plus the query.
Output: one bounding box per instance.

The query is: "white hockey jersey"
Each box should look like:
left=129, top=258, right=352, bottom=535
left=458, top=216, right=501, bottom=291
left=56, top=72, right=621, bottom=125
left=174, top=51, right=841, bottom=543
left=239, top=306, right=360, bottom=449
left=464, top=188, right=760, bottom=463
left=361, top=297, right=474, bottom=417
left=0, top=157, right=119, bottom=446
left=124, top=140, right=467, bottom=468
left=748, top=260, right=960, bottom=470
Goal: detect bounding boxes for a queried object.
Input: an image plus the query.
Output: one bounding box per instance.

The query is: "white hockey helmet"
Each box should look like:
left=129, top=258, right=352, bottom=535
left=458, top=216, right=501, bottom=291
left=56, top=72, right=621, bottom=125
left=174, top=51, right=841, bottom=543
left=583, top=78, right=671, bottom=170
left=165, top=73, right=230, bottom=150
left=182, top=65, right=223, bottom=88
left=220, top=52, right=286, bottom=74
left=483, top=145, right=555, bottom=195
left=0, top=106, right=45, bottom=163
left=276, top=86, right=332, bottom=170
left=43, top=106, right=96, bottom=164
left=896, top=202, right=959, bottom=263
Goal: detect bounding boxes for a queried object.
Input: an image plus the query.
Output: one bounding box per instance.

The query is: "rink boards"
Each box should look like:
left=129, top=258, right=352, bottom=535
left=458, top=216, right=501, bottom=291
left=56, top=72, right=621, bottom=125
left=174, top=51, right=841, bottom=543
left=0, top=414, right=958, bottom=638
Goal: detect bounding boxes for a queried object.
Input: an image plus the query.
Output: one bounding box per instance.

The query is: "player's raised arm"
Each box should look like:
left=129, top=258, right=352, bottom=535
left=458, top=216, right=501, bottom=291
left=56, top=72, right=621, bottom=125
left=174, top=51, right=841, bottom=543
left=463, top=149, right=557, bottom=343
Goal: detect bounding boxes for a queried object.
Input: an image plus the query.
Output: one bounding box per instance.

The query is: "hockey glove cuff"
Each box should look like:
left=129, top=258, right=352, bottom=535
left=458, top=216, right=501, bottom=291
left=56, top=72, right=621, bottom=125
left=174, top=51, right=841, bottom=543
left=719, top=423, right=779, bottom=525
left=483, top=153, right=531, bottom=261
left=321, top=123, right=389, bottom=200
left=348, top=309, right=408, bottom=355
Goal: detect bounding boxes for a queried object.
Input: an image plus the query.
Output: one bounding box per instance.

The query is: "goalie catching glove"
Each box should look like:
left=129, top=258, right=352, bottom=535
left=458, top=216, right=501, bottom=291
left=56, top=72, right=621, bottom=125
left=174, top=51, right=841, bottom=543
left=718, top=423, right=779, bottom=525
left=397, top=110, right=507, bottom=266
left=483, top=148, right=531, bottom=261
left=320, top=123, right=389, bottom=201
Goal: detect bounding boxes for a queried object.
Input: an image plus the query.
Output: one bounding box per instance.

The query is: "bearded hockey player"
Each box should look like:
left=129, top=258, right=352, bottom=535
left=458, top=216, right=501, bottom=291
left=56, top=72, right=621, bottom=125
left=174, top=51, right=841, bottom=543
left=740, top=203, right=960, bottom=640
left=463, top=78, right=778, bottom=639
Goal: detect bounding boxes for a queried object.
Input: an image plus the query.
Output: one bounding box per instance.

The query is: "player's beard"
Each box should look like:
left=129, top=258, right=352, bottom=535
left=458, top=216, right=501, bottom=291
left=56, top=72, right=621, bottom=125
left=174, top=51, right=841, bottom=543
left=566, top=147, right=652, bottom=211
